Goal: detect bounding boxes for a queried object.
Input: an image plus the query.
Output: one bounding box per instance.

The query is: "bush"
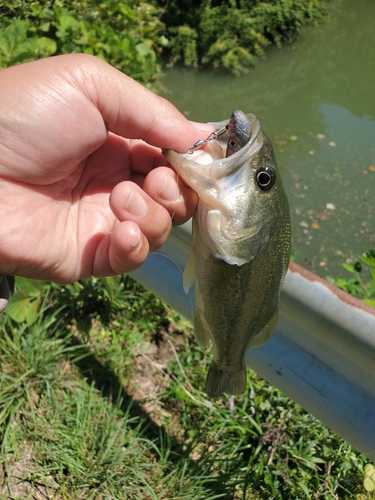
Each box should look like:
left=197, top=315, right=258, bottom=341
left=0, top=0, right=166, bottom=88
left=0, top=0, right=329, bottom=79
left=155, top=0, right=328, bottom=75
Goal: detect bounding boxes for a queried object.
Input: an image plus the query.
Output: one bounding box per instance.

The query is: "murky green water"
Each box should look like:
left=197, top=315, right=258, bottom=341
left=160, top=0, right=375, bottom=278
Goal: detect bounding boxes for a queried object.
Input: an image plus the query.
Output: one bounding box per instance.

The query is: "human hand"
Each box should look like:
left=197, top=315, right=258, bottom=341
left=0, top=54, right=211, bottom=283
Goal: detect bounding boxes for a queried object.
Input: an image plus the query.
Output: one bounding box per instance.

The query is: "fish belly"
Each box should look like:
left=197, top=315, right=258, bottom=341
left=192, top=216, right=287, bottom=399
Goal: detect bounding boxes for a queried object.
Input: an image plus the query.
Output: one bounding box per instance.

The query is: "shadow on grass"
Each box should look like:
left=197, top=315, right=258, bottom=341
left=66, top=334, right=254, bottom=499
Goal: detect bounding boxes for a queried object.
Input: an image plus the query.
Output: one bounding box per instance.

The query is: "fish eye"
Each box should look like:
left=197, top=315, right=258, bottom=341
left=256, top=166, right=276, bottom=191
left=228, top=139, right=237, bottom=149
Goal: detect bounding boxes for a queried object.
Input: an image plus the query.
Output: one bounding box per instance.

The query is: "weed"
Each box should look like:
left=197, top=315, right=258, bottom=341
left=327, top=249, right=375, bottom=308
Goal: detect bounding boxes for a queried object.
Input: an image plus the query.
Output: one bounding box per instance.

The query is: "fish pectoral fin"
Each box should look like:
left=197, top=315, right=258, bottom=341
left=205, top=360, right=247, bottom=400
left=194, top=311, right=211, bottom=348
left=248, top=311, right=278, bottom=348
left=183, top=249, right=195, bottom=294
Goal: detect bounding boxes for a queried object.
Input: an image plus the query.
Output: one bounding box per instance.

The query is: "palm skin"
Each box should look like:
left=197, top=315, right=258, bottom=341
left=0, top=54, right=210, bottom=282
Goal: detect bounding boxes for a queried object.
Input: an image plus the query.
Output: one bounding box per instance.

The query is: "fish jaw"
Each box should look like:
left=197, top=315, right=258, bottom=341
left=163, top=139, right=224, bottom=209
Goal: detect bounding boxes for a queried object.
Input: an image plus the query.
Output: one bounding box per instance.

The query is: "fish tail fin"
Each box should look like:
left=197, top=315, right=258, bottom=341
left=205, top=360, right=246, bottom=400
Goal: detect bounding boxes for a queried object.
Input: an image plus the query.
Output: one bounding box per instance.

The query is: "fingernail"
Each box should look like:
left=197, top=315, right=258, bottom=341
left=131, top=226, right=142, bottom=250
left=190, top=120, right=215, bottom=133
left=125, top=189, right=148, bottom=217
left=158, top=174, right=181, bottom=202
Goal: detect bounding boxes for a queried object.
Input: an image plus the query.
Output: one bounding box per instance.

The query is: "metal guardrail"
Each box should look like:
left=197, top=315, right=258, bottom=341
left=131, top=223, right=375, bottom=460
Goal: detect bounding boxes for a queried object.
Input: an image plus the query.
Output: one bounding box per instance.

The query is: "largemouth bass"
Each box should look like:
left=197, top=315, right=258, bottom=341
left=164, top=111, right=291, bottom=399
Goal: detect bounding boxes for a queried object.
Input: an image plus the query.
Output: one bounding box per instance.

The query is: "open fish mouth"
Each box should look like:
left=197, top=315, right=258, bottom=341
left=167, top=112, right=263, bottom=171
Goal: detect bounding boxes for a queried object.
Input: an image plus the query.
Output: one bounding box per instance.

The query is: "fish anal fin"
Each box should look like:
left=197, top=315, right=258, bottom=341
left=183, top=249, right=195, bottom=294
left=194, top=311, right=210, bottom=348
left=248, top=311, right=278, bottom=348
left=205, top=360, right=246, bottom=400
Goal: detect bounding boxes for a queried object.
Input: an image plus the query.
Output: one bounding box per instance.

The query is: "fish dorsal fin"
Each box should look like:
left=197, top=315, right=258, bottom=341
left=194, top=311, right=211, bottom=348
left=248, top=311, right=278, bottom=348
left=183, top=248, right=196, bottom=294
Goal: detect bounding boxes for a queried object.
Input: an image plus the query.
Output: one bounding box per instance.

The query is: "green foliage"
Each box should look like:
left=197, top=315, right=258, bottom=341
left=0, top=0, right=329, bottom=79
left=0, top=19, right=57, bottom=67
left=199, top=2, right=269, bottom=75
left=0, top=318, right=161, bottom=496
left=0, top=310, right=86, bottom=433
left=169, top=24, right=199, bottom=67
left=51, top=276, right=139, bottom=328
left=5, top=277, right=50, bottom=325
left=156, top=0, right=328, bottom=74
left=5, top=275, right=174, bottom=338
left=162, top=339, right=369, bottom=498
left=327, top=249, right=375, bottom=308
left=0, top=274, right=371, bottom=498
left=0, top=0, right=165, bottom=87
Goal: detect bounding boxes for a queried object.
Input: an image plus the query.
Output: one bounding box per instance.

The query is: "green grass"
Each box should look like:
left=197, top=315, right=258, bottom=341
left=0, top=275, right=373, bottom=499
left=327, top=249, right=375, bottom=308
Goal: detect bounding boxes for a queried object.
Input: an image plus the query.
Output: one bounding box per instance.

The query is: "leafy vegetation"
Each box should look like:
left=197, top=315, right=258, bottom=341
left=0, top=0, right=165, bottom=87
left=0, top=273, right=373, bottom=498
left=327, top=249, right=375, bottom=308
left=0, top=0, right=329, bottom=80
left=154, top=0, right=329, bottom=75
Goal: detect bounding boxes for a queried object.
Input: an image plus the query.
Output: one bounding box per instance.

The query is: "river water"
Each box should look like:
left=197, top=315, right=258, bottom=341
left=160, top=0, right=375, bottom=279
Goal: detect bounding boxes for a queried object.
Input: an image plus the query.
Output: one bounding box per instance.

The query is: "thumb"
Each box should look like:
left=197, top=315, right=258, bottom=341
left=74, top=54, right=213, bottom=153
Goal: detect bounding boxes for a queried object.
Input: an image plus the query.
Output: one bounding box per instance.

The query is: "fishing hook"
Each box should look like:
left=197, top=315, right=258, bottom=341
left=187, top=125, right=228, bottom=154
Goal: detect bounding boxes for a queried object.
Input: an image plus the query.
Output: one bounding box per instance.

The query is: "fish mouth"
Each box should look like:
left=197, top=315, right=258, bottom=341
left=164, top=112, right=263, bottom=180
left=209, top=112, right=262, bottom=160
